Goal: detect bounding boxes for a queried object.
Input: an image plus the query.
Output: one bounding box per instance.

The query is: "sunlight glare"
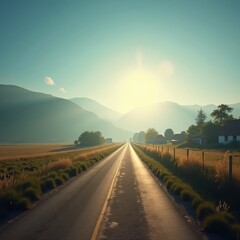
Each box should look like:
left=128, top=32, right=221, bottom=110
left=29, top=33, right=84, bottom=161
left=123, top=70, right=158, bottom=110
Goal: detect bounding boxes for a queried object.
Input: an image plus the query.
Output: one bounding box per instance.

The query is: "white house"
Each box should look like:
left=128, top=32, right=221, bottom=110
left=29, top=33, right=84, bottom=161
left=218, top=120, right=240, bottom=144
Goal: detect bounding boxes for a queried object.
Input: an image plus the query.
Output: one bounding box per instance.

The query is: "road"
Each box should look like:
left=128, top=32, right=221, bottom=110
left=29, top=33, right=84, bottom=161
left=0, top=143, right=206, bottom=240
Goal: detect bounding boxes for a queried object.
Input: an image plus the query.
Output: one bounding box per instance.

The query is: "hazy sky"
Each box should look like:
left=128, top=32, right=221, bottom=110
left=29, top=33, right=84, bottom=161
left=1, top=0, right=240, bottom=113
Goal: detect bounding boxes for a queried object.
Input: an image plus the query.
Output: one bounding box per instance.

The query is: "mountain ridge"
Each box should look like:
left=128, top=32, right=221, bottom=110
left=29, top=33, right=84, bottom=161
left=0, top=84, right=131, bottom=143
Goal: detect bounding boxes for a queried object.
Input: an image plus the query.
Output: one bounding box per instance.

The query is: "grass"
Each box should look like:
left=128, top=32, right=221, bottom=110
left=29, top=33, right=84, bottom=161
left=131, top=143, right=240, bottom=239
left=0, top=143, right=123, bottom=221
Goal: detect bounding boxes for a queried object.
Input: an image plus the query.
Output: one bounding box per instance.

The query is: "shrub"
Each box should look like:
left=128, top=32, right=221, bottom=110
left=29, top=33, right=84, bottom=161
left=41, top=178, right=56, bottom=192
left=171, top=182, right=184, bottom=195
left=197, top=202, right=216, bottom=220
left=80, top=164, right=87, bottom=171
left=180, top=189, right=196, bottom=202
left=24, top=187, right=40, bottom=201
left=192, top=196, right=204, bottom=210
left=68, top=167, right=78, bottom=177
left=55, top=176, right=64, bottom=186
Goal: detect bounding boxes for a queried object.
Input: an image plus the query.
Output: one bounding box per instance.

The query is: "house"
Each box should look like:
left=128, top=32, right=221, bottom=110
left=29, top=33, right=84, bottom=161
left=171, top=133, right=185, bottom=145
left=218, top=120, right=240, bottom=144
left=152, top=135, right=166, bottom=144
left=188, top=135, right=206, bottom=145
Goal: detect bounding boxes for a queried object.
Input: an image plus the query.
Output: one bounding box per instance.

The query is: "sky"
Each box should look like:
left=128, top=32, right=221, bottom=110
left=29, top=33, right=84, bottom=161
left=1, top=0, right=240, bottom=113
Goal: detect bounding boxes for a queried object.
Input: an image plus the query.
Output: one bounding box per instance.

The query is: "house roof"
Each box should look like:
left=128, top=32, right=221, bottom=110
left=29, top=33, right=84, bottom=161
left=219, top=120, right=240, bottom=136
left=172, top=133, right=184, bottom=140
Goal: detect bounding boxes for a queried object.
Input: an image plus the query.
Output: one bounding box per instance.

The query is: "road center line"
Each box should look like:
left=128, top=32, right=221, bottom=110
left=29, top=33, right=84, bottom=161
left=90, top=145, right=126, bottom=240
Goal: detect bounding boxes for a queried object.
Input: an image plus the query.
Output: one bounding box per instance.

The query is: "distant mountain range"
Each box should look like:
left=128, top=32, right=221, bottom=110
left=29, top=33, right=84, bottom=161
left=0, top=85, right=131, bottom=143
left=0, top=84, right=239, bottom=142
left=116, top=102, right=240, bottom=134
left=70, top=97, right=122, bottom=122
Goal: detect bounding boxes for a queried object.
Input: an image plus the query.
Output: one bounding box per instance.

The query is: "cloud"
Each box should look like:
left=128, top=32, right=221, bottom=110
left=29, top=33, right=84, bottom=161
left=44, top=76, right=55, bottom=85
left=59, top=87, right=66, bottom=93
left=158, top=61, right=174, bottom=78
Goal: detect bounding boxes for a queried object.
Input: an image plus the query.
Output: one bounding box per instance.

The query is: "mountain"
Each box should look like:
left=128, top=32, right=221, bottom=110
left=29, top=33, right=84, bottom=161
left=0, top=85, right=131, bottom=143
left=116, top=101, right=240, bottom=134
left=70, top=97, right=122, bottom=122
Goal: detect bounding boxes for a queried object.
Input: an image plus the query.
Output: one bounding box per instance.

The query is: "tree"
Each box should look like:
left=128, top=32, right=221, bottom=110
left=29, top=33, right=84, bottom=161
left=187, top=124, right=199, bottom=137
left=195, top=109, right=207, bottom=128
left=145, top=128, right=158, bottom=144
left=164, top=128, right=174, bottom=141
left=133, top=132, right=139, bottom=142
left=201, top=121, right=221, bottom=144
left=211, top=104, right=234, bottom=125
left=78, top=131, right=105, bottom=146
left=138, top=131, right=146, bottom=143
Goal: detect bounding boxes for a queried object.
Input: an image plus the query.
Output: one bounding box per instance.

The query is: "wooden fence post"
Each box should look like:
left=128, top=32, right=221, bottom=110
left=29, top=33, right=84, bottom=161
left=187, top=149, right=189, bottom=161
left=229, top=155, right=233, bottom=181
left=202, top=151, right=205, bottom=173
left=173, top=148, right=176, bottom=160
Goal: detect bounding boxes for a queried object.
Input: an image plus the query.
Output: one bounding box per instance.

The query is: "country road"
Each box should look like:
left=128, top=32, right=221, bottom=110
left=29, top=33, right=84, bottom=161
left=0, top=143, right=206, bottom=240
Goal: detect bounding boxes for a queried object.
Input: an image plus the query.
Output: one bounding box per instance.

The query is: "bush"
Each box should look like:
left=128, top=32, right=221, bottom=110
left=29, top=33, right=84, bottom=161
left=80, top=164, right=87, bottom=171
left=171, top=182, right=184, bottom=195
left=24, top=187, right=40, bottom=201
left=192, top=196, right=204, bottom=210
left=203, top=214, right=231, bottom=238
left=180, top=189, right=196, bottom=202
left=55, top=176, right=64, bottom=186
left=41, top=178, right=56, bottom=192
left=197, top=202, right=216, bottom=220
left=68, top=167, right=78, bottom=177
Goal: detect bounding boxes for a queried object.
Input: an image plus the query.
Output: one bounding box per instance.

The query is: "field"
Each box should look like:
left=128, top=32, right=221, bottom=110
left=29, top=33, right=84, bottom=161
left=142, top=144, right=240, bottom=181
left=0, top=144, right=94, bottom=160
left=0, top=143, right=123, bottom=220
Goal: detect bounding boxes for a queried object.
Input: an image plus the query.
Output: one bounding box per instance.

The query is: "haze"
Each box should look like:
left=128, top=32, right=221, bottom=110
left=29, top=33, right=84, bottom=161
left=1, top=0, right=240, bottom=112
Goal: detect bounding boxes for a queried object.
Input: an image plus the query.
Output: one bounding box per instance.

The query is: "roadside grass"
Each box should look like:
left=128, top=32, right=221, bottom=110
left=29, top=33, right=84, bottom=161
left=0, top=143, right=123, bottom=221
left=131, top=143, right=240, bottom=240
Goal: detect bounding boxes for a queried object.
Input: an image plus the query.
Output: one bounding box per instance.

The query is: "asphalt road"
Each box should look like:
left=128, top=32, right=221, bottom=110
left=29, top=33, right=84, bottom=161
left=0, top=143, right=207, bottom=240
left=98, top=144, right=207, bottom=240
left=0, top=144, right=127, bottom=240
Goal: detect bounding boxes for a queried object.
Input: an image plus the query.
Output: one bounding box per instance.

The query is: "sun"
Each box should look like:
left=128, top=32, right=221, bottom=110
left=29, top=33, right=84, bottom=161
left=122, top=69, right=158, bottom=110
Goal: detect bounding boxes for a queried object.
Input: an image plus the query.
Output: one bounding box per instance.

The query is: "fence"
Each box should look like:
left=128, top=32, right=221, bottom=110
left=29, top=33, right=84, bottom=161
left=142, top=144, right=240, bottom=181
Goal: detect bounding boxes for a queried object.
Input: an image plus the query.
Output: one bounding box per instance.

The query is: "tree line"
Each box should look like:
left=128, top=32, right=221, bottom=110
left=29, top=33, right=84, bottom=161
left=132, top=104, right=238, bottom=146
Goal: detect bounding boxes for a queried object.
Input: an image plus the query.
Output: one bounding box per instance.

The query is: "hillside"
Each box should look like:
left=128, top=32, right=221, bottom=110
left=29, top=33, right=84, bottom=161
left=117, top=101, right=240, bottom=134
left=0, top=85, right=131, bottom=143
left=70, top=97, right=122, bottom=122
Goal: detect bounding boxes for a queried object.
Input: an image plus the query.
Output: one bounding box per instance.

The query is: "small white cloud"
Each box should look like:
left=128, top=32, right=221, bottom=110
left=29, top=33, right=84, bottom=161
left=59, top=87, right=66, bottom=93
left=158, top=61, right=175, bottom=78
left=44, top=76, right=55, bottom=85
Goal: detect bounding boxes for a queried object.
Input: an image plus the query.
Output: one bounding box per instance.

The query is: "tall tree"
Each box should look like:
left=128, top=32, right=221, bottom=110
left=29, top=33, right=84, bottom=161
left=164, top=128, right=174, bottom=141
left=145, top=128, right=158, bottom=144
left=211, top=104, right=234, bottom=125
left=195, top=109, right=207, bottom=128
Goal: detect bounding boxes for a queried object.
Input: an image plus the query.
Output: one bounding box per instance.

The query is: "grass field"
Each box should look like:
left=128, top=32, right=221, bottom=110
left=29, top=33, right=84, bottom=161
left=142, top=144, right=240, bottom=181
left=0, top=144, right=94, bottom=160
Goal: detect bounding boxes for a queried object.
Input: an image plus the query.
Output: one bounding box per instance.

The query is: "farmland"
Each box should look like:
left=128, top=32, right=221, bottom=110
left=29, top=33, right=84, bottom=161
left=0, top=143, right=123, bottom=221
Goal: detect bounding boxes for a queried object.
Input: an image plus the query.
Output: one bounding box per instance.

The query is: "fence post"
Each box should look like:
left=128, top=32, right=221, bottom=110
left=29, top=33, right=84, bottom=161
left=202, top=151, right=205, bottom=173
left=162, top=146, right=163, bottom=152
left=229, top=155, right=233, bottom=181
left=173, top=148, right=176, bottom=160
left=187, top=149, right=189, bottom=161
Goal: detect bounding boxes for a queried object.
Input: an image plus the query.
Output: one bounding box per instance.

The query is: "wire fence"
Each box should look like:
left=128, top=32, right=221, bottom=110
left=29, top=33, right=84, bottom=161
left=142, top=144, right=240, bottom=181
